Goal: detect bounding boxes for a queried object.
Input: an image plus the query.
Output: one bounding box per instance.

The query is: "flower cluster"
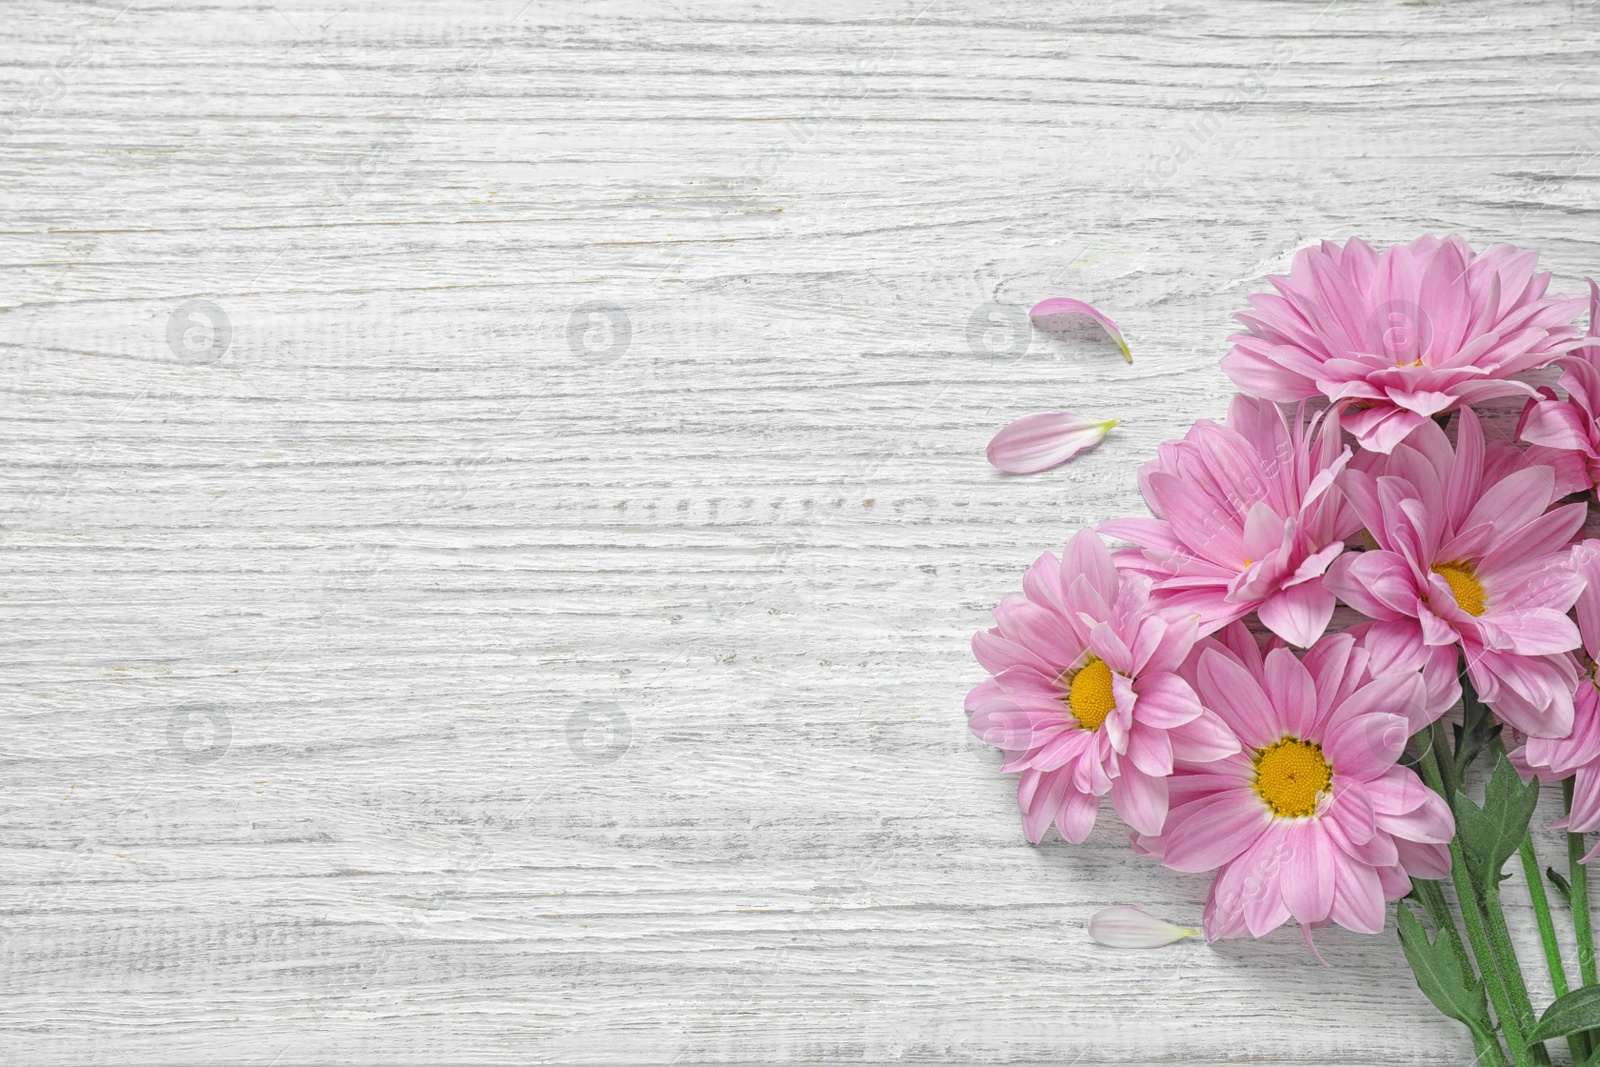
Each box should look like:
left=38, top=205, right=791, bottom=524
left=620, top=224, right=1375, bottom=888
left=971, top=236, right=1600, bottom=953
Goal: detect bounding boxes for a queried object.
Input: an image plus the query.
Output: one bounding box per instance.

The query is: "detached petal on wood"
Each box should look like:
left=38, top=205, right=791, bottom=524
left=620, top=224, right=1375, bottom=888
left=987, top=411, right=1119, bottom=474
left=1030, top=297, right=1132, bottom=362
left=1088, top=906, right=1201, bottom=948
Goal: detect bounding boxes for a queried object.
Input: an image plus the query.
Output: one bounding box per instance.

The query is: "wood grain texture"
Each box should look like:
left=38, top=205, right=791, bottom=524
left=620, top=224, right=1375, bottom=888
left=2, top=0, right=1599, bottom=1062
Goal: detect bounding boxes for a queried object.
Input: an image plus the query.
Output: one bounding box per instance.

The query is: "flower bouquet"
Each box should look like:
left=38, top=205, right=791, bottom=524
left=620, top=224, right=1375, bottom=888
left=969, top=236, right=1600, bottom=1066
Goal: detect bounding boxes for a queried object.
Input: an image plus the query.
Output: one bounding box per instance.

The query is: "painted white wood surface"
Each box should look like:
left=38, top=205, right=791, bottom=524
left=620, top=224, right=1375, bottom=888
left=3, top=0, right=1599, bottom=1062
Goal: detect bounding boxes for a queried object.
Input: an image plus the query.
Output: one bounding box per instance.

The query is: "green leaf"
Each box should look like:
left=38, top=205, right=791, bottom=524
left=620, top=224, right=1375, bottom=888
left=1529, top=985, right=1600, bottom=1044
left=1454, top=752, right=1540, bottom=891
left=1549, top=867, right=1574, bottom=907
left=1396, top=902, right=1491, bottom=1030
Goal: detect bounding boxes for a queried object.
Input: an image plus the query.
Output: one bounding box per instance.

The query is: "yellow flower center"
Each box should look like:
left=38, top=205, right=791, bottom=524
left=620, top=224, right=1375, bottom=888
left=1252, top=737, right=1332, bottom=818
left=1066, top=656, right=1117, bottom=731
left=1431, top=560, right=1486, bottom=617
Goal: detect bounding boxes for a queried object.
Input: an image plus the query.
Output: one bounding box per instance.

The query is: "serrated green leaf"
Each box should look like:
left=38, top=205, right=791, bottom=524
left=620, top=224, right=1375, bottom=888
left=1454, top=752, right=1540, bottom=891
left=1549, top=867, right=1574, bottom=907
left=1396, top=902, right=1491, bottom=1029
left=1529, top=985, right=1600, bottom=1044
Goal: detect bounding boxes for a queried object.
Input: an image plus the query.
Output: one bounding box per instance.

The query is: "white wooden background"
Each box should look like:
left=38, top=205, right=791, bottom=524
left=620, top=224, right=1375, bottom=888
left=3, top=0, right=1599, bottom=1063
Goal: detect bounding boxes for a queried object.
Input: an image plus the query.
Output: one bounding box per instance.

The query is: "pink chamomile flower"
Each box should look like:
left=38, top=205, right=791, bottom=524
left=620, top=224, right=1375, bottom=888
left=1101, top=393, right=1358, bottom=649
left=1325, top=407, right=1586, bottom=738
left=966, top=529, right=1239, bottom=844
left=1135, top=624, right=1453, bottom=941
left=1223, top=236, right=1589, bottom=454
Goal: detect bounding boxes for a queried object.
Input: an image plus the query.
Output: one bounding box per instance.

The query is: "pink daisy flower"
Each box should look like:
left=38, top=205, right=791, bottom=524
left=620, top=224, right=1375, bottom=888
left=1325, top=408, right=1585, bottom=738
left=1510, top=539, right=1600, bottom=852
left=1223, top=236, right=1589, bottom=453
left=1519, top=278, right=1600, bottom=497
left=966, top=530, right=1239, bottom=843
left=1101, top=394, right=1358, bottom=649
left=1136, top=625, right=1453, bottom=940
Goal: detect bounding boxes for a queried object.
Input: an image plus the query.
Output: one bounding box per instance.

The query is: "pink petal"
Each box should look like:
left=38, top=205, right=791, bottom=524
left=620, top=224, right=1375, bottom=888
left=1570, top=767, right=1600, bottom=833
left=1485, top=609, right=1582, bottom=657
left=1324, top=551, right=1415, bottom=621
left=1461, top=466, right=1558, bottom=535
left=1366, top=769, right=1435, bottom=816
left=1301, top=631, right=1362, bottom=719
left=1324, top=672, right=1425, bottom=770
left=1061, top=528, right=1120, bottom=611
left=1131, top=671, right=1203, bottom=728
left=1241, top=835, right=1294, bottom=937
left=1395, top=838, right=1451, bottom=881
left=1328, top=851, right=1386, bottom=934
left=1263, top=646, right=1319, bottom=738
left=1417, top=606, right=1458, bottom=647
left=1196, top=648, right=1279, bottom=749
left=1285, top=541, right=1347, bottom=588
left=1087, top=906, right=1200, bottom=948
left=1029, top=297, right=1132, bottom=362
left=1056, top=787, right=1100, bottom=843
left=1132, top=614, right=1200, bottom=676
left=1473, top=650, right=1578, bottom=738
left=1256, top=580, right=1336, bottom=649
left=1221, top=344, right=1321, bottom=402
left=1576, top=541, right=1600, bottom=661
left=1126, top=723, right=1175, bottom=777
left=1020, top=769, right=1067, bottom=843
left=987, top=412, right=1119, bottom=475
left=1202, top=857, right=1252, bottom=941
left=1160, top=790, right=1271, bottom=873
left=1375, top=786, right=1455, bottom=845
left=1328, top=779, right=1378, bottom=845
left=1242, top=501, right=1288, bottom=563
left=1282, top=825, right=1336, bottom=926
left=1326, top=711, right=1410, bottom=778
left=1145, top=472, right=1250, bottom=565
left=1168, top=709, right=1243, bottom=763
left=973, top=628, right=1059, bottom=679
left=1028, top=728, right=1096, bottom=772
left=1111, top=764, right=1170, bottom=836
left=1386, top=387, right=1456, bottom=417
left=1520, top=396, right=1595, bottom=452
left=1344, top=405, right=1428, bottom=454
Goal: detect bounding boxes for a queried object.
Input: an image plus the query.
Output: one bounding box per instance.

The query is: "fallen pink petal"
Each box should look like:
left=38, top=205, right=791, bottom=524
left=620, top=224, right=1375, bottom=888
left=1088, top=906, right=1202, bottom=948
left=1029, top=297, right=1132, bottom=362
left=986, top=411, right=1119, bottom=474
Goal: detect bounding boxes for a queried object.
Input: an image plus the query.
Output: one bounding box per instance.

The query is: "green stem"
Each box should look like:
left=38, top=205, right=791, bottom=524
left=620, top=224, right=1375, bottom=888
left=1454, top=841, right=1533, bottom=1066
left=1567, top=778, right=1596, bottom=1066
left=1419, top=727, right=1531, bottom=1065
left=1568, top=778, right=1597, bottom=988
left=1474, top=738, right=1548, bottom=1065
left=1519, top=836, right=1570, bottom=999
left=1470, top=1024, right=1513, bottom=1067
left=1519, top=834, right=1583, bottom=1066
left=1481, top=880, right=1550, bottom=1066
